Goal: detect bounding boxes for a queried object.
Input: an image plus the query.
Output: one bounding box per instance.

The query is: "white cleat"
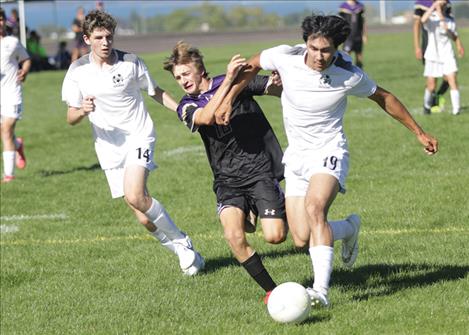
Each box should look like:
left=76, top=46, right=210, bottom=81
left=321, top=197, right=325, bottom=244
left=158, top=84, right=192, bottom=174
left=182, top=252, right=205, bottom=276
left=173, top=235, right=197, bottom=271
left=306, top=287, right=330, bottom=308
left=342, top=214, right=361, bottom=269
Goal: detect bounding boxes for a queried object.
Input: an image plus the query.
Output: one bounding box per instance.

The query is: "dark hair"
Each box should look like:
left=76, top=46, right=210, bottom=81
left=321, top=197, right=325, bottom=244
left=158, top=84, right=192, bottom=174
left=83, top=10, right=116, bottom=37
left=0, top=8, right=5, bottom=20
left=163, top=41, right=208, bottom=78
left=301, top=15, right=350, bottom=48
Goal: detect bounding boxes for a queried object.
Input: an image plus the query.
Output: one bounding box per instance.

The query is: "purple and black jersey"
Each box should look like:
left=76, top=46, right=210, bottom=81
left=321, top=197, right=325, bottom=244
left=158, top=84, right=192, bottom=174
left=339, top=1, right=365, bottom=41
left=177, top=74, right=284, bottom=189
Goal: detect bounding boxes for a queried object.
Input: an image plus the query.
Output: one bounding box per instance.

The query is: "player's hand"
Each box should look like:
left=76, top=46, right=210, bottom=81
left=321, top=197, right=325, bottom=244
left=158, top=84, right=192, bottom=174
left=270, top=71, right=282, bottom=87
left=458, top=46, right=465, bottom=58
left=417, top=132, right=438, bottom=155
left=82, top=96, right=96, bottom=115
left=415, top=47, right=423, bottom=60
left=17, top=69, right=28, bottom=82
left=215, top=100, right=233, bottom=125
left=226, top=54, right=247, bottom=83
left=362, top=35, right=368, bottom=44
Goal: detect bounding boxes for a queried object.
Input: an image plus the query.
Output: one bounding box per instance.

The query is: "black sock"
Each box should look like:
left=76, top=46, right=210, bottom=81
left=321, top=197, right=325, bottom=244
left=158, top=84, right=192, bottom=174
left=241, top=252, right=276, bottom=292
left=437, top=80, right=449, bottom=96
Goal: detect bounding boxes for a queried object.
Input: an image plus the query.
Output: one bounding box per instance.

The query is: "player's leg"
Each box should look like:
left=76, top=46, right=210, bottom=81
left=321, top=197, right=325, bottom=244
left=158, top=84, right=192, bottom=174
left=304, top=173, right=339, bottom=307
left=1, top=115, right=17, bottom=182
left=123, top=164, right=204, bottom=274
left=251, top=179, right=287, bottom=244
left=285, top=196, right=311, bottom=248
left=424, top=76, right=436, bottom=114
left=219, top=206, right=277, bottom=297
left=445, top=72, right=460, bottom=115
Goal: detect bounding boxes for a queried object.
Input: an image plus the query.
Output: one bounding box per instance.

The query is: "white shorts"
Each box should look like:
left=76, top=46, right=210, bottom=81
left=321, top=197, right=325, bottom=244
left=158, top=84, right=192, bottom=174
left=424, top=58, right=458, bottom=78
left=103, top=140, right=157, bottom=198
left=283, top=146, right=349, bottom=197
left=0, top=104, right=23, bottom=121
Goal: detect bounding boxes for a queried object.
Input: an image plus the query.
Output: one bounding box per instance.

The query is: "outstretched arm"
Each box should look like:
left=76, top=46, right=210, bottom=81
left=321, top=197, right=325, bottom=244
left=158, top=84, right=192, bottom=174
left=368, top=86, right=438, bottom=155
left=413, top=17, right=423, bottom=60
left=192, top=54, right=247, bottom=126
left=151, top=87, right=178, bottom=112
left=215, top=53, right=262, bottom=125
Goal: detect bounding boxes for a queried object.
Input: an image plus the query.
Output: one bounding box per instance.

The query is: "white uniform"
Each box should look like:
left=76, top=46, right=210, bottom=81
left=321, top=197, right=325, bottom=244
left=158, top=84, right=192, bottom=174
left=423, top=12, right=458, bottom=77
left=1, top=35, right=29, bottom=119
left=260, top=45, right=376, bottom=196
left=62, top=50, right=158, bottom=197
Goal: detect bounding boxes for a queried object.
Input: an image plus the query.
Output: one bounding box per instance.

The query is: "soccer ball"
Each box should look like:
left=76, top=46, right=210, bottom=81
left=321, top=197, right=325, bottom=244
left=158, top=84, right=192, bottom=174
left=267, top=282, right=311, bottom=323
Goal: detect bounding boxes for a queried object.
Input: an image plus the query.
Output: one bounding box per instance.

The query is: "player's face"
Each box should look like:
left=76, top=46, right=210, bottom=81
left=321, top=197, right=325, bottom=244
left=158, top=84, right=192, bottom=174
left=173, top=63, right=205, bottom=95
left=84, top=28, right=114, bottom=62
left=305, top=36, right=337, bottom=72
left=0, top=15, right=5, bottom=36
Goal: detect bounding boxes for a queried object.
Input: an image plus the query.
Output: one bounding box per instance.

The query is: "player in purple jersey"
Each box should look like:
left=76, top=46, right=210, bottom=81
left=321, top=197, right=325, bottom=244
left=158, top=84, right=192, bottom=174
left=164, top=41, right=287, bottom=303
left=338, top=0, right=367, bottom=68
left=413, top=0, right=452, bottom=113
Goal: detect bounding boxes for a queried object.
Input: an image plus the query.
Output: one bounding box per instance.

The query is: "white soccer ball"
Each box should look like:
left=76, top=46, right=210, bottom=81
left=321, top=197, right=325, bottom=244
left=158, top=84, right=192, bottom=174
left=267, top=282, right=311, bottom=323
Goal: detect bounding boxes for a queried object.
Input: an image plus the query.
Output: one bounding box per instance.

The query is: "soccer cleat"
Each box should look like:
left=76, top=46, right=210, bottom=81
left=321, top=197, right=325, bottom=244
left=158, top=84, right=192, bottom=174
left=423, top=107, right=431, bottom=115
left=173, top=235, right=197, bottom=270
left=263, top=291, right=272, bottom=305
left=430, top=105, right=441, bottom=114
left=438, top=96, right=446, bottom=112
left=244, top=210, right=258, bottom=233
left=342, top=214, right=361, bottom=269
left=1, top=175, right=16, bottom=183
left=15, top=137, right=26, bottom=169
left=306, top=287, right=330, bottom=308
left=182, top=251, right=205, bottom=276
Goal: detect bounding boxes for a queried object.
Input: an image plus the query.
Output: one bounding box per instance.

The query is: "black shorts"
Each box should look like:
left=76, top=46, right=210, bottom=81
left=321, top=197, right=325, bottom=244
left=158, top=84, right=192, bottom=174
left=343, top=39, right=363, bottom=53
left=216, top=179, right=286, bottom=219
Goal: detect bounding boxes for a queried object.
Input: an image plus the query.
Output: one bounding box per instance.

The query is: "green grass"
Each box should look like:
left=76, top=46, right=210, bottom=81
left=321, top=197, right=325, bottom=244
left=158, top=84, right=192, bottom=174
left=1, top=29, right=469, bottom=334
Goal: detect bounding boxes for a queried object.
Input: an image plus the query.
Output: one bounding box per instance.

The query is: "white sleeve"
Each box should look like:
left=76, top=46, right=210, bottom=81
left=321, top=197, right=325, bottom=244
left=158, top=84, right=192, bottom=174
left=136, top=57, right=156, bottom=96
left=259, top=44, right=293, bottom=71
left=15, top=40, right=30, bottom=62
left=61, top=66, right=83, bottom=108
left=348, top=70, right=377, bottom=98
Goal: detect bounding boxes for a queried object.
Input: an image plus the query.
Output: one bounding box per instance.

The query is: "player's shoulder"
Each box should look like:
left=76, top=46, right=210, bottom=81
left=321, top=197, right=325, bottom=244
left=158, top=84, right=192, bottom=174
left=115, top=49, right=141, bottom=64
left=264, top=44, right=303, bottom=56
left=331, top=52, right=365, bottom=86
left=68, top=53, right=91, bottom=72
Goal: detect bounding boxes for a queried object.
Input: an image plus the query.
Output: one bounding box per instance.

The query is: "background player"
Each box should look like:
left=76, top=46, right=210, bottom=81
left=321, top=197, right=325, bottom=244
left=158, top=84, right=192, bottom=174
left=61, top=10, right=204, bottom=276
left=413, top=0, right=453, bottom=113
left=421, top=0, right=464, bottom=116
left=338, top=0, right=367, bottom=68
left=215, top=14, right=438, bottom=307
left=1, top=8, right=30, bottom=183
left=164, top=41, right=287, bottom=302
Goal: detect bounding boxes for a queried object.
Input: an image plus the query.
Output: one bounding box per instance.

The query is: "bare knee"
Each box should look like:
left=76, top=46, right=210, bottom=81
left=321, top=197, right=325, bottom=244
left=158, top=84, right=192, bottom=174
left=124, top=192, right=148, bottom=213
left=291, top=235, right=308, bottom=248
left=304, top=201, right=326, bottom=227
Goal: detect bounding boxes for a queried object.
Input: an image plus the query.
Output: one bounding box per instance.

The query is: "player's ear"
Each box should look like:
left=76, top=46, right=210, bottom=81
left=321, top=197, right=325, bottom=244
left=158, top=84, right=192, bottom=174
left=83, top=34, right=91, bottom=46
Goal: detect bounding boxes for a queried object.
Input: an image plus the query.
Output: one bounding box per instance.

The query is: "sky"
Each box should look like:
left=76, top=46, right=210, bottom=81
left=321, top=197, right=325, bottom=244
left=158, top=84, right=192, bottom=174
left=0, top=0, right=451, bottom=30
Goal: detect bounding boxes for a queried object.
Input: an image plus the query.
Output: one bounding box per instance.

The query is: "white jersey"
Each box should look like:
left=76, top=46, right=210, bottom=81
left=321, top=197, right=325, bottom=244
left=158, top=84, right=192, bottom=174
left=260, top=44, right=376, bottom=153
left=423, top=13, right=457, bottom=63
left=62, top=50, right=157, bottom=169
left=0, top=35, right=30, bottom=106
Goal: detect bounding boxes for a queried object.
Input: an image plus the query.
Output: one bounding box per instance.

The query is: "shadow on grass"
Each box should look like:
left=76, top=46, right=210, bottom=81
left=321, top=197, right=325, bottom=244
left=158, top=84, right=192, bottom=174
left=39, top=163, right=101, bottom=177
left=331, top=263, right=469, bottom=301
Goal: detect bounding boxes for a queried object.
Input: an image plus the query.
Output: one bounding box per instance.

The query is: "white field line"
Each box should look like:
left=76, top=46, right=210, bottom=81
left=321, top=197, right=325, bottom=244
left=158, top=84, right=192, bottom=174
left=0, top=225, right=19, bottom=233
left=0, top=213, right=68, bottom=222
left=162, top=146, right=204, bottom=157
left=1, top=227, right=467, bottom=247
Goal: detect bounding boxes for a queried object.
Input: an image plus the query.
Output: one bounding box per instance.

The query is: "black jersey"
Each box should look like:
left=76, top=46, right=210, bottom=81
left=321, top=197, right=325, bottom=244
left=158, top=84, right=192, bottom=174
left=176, top=75, right=284, bottom=189
left=339, top=1, right=365, bottom=42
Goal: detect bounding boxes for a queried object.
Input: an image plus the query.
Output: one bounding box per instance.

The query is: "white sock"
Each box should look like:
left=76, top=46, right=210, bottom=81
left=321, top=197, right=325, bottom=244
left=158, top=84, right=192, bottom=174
left=329, top=219, right=355, bottom=241
left=151, top=229, right=177, bottom=254
left=145, top=198, right=185, bottom=240
left=3, top=151, right=15, bottom=176
left=450, top=89, right=460, bottom=115
left=309, top=245, right=334, bottom=296
left=424, top=89, right=433, bottom=109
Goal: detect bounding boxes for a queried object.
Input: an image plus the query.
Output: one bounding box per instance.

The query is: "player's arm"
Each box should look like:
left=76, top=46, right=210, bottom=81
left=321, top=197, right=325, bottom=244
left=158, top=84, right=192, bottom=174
left=413, top=16, right=422, bottom=59
left=17, top=58, right=31, bottom=82
left=421, top=2, right=437, bottom=23
left=455, top=36, right=465, bottom=58
left=193, top=54, right=247, bottom=126
left=368, top=86, right=438, bottom=155
left=67, top=96, right=95, bottom=125
left=151, top=86, right=178, bottom=112
left=215, top=53, right=262, bottom=125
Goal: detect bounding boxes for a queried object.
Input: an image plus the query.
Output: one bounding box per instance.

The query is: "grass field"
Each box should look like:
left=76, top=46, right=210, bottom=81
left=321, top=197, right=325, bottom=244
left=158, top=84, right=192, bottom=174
left=1, top=29, right=469, bottom=334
